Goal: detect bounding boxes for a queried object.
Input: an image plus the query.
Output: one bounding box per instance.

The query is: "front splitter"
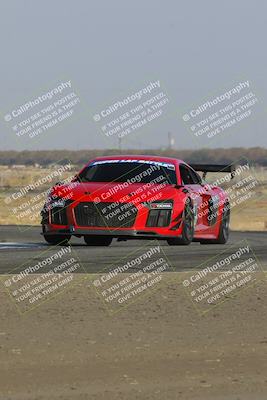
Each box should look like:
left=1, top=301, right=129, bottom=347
left=41, top=227, right=180, bottom=240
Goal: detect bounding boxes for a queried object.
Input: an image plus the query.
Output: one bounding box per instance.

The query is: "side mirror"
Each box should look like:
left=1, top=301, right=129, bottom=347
left=72, top=174, right=80, bottom=182
left=54, top=181, right=63, bottom=186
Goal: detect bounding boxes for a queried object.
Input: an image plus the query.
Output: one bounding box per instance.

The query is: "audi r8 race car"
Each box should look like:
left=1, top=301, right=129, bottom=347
left=41, top=155, right=234, bottom=246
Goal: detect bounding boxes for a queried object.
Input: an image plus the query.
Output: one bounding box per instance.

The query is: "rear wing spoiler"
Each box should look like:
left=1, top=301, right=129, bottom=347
left=190, top=164, right=236, bottom=180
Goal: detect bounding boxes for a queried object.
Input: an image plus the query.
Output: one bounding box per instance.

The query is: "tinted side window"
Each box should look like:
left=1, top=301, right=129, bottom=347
left=189, top=168, right=202, bottom=184
left=180, top=165, right=202, bottom=185
left=180, top=165, right=195, bottom=184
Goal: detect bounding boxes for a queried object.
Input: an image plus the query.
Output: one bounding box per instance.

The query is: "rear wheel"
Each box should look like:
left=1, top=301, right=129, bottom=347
left=167, top=199, right=194, bottom=246
left=43, top=234, right=71, bottom=245
left=200, top=202, right=230, bottom=244
left=84, top=235, right=113, bottom=246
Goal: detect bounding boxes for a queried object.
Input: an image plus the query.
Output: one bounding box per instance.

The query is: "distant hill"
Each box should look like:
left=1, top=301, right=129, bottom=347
left=0, top=147, right=266, bottom=167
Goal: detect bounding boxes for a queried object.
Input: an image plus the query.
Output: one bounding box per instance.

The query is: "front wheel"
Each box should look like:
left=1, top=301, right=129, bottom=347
left=43, top=234, right=71, bottom=245
left=167, top=199, right=195, bottom=246
left=200, top=202, right=230, bottom=245
left=84, top=235, right=112, bottom=246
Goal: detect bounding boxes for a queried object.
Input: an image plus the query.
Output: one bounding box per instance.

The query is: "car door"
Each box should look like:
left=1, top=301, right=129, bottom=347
left=179, top=164, right=204, bottom=230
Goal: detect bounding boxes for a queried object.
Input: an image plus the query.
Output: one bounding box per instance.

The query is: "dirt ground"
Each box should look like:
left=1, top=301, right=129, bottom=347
left=1, top=272, right=267, bottom=400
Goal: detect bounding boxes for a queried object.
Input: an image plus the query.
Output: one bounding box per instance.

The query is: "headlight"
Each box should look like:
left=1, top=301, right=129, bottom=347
left=41, top=196, right=65, bottom=216
left=51, top=198, right=66, bottom=208
left=46, top=195, right=66, bottom=209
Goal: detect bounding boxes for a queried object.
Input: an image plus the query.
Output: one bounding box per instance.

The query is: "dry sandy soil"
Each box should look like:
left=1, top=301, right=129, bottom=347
left=1, top=272, right=267, bottom=400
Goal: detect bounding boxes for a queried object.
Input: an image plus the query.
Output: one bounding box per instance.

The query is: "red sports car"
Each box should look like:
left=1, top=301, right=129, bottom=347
left=41, top=155, right=234, bottom=246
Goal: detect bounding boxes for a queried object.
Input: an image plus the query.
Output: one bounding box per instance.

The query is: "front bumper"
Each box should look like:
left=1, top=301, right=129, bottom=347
left=41, top=198, right=185, bottom=239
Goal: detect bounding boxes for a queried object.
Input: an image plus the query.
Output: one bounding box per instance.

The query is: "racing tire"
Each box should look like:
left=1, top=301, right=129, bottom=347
left=199, top=201, right=230, bottom=245
left=84, top=235, right=113, bottom=246
left=43, top=234, right=71, bottom=245
left=167, top=198, right=195, bottom=246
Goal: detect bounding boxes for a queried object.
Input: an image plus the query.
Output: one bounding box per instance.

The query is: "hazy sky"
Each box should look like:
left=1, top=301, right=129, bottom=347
left=0, top=0, right=266, bottom=151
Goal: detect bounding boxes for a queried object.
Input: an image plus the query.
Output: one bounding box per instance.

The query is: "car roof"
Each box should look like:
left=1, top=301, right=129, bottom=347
left=90, top=155, right=185, bottom=165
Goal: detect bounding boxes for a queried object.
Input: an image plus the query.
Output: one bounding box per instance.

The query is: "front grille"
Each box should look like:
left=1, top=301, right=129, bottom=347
left=74, top=202, right=137, bottom=228
left=146, top=209, right=172, bottom=227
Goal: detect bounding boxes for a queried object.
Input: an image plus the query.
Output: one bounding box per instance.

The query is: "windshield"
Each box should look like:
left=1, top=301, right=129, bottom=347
left=78, top=161, right=177, bottom=184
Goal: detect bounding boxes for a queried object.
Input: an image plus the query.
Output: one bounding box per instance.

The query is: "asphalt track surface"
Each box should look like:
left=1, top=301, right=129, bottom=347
left=0, top=225, right=266, bottom=274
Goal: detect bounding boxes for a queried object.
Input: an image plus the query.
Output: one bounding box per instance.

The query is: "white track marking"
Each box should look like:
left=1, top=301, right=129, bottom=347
left=0, top=242, right=45, bottom=250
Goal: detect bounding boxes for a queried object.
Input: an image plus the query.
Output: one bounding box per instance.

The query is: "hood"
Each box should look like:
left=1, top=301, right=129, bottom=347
left=51, top=181, right=178, bottom=204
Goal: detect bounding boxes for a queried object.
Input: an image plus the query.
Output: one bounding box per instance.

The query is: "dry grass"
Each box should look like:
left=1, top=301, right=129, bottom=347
left=0, top=166, right=74, bottom=226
